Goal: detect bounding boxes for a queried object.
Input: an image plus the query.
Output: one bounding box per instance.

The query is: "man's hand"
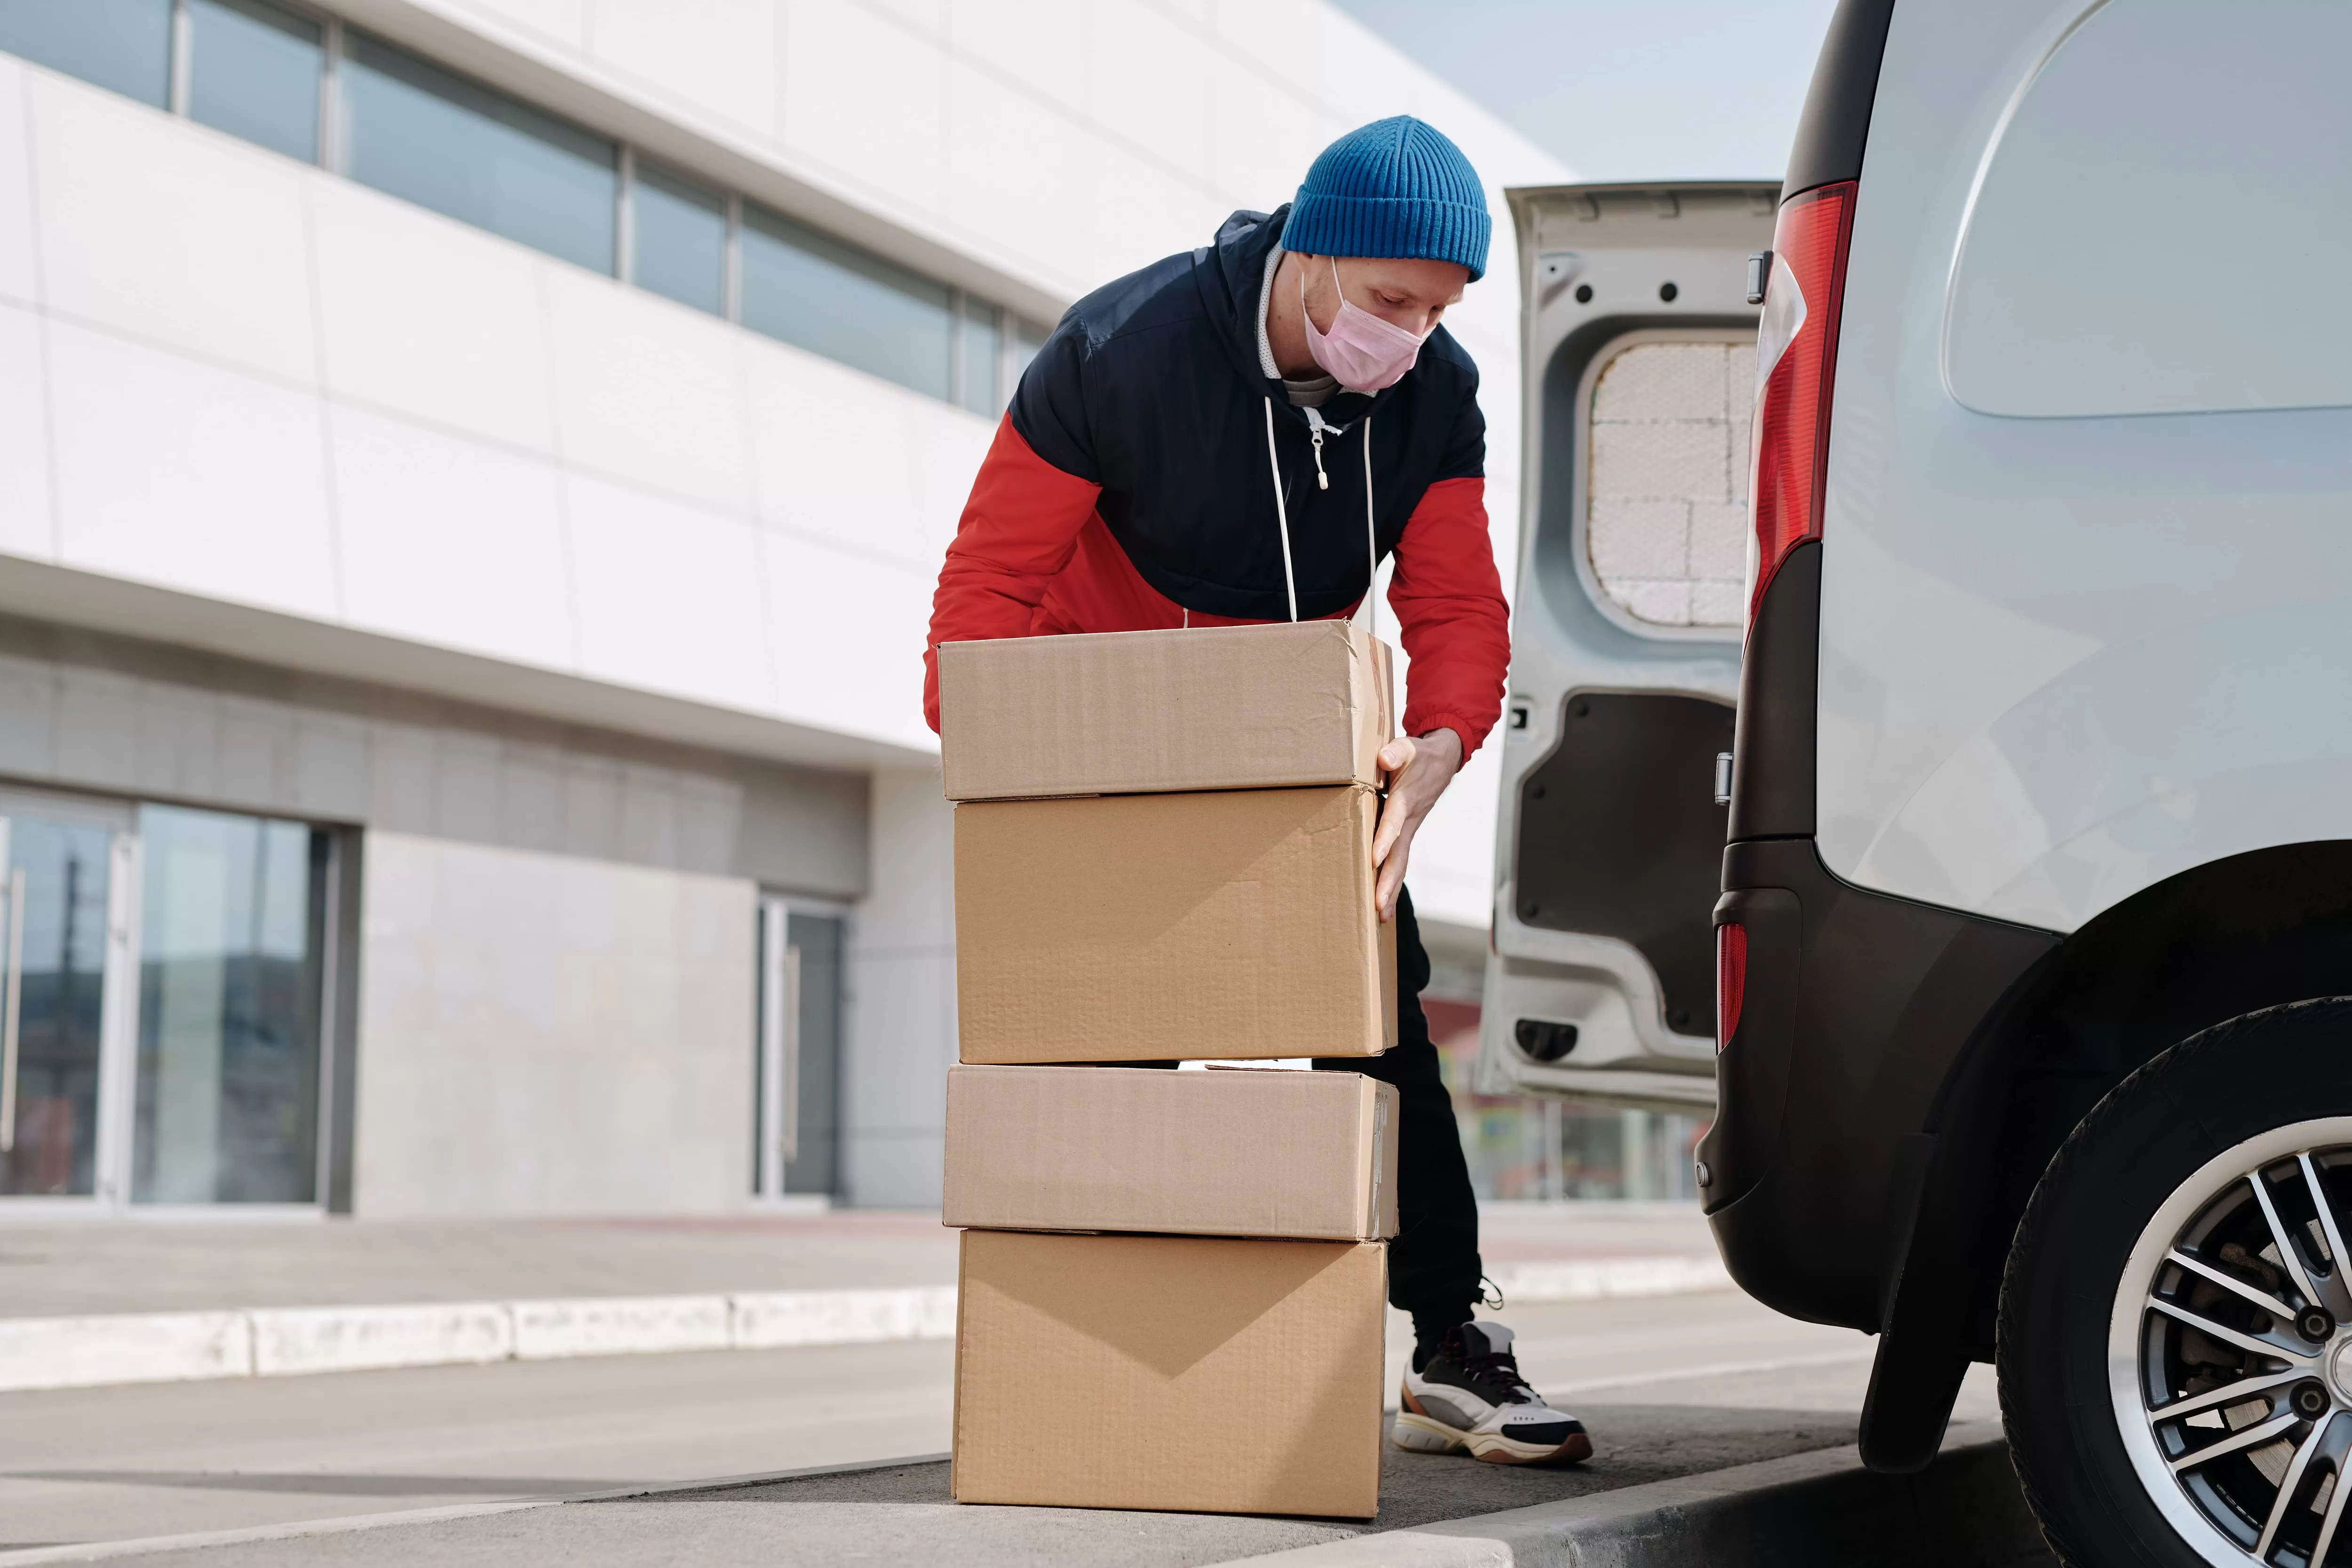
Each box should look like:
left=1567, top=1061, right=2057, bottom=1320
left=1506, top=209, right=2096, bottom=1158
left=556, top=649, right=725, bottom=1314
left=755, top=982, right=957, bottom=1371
left=1372, top=728, right=1463, bottom=923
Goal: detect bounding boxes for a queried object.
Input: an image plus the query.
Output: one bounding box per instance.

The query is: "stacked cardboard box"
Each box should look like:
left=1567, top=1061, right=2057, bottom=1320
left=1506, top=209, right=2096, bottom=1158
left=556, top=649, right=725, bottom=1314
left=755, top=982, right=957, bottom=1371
left=939, top=621, right=1401, bottom=1519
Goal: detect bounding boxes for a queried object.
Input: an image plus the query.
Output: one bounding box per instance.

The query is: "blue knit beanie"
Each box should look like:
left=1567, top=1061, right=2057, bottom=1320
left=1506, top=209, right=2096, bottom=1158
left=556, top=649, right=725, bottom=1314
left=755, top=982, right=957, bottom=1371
left=1281, top=116, right=1491, bottom=282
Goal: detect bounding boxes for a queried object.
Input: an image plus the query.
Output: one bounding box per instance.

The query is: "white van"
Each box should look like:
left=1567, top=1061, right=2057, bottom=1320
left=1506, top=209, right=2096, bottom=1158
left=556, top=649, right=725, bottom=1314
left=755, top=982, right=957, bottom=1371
left=1481, top=2, right=2352, bottom=1561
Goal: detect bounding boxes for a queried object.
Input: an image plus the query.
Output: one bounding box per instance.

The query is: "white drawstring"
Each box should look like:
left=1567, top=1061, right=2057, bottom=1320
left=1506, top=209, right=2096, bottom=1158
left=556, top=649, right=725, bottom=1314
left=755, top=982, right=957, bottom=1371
left=1305, top=406, right=1331, bottom=490
left=1262, top=397, right=1380, bottom=635
left=1358, top=414, right=1376, bottom=641
left=1264, top=397, right=1300, bottom=622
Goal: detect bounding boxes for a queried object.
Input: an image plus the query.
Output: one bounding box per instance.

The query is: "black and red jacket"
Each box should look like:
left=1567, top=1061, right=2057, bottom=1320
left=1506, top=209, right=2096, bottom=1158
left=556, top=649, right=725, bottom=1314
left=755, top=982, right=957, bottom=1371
left=924, top=205, right=1509, bottom=757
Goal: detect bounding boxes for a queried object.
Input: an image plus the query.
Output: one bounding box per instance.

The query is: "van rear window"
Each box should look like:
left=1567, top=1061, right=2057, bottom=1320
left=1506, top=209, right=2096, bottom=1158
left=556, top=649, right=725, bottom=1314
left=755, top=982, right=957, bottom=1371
left=1585, top=339, right=1755, bottom=631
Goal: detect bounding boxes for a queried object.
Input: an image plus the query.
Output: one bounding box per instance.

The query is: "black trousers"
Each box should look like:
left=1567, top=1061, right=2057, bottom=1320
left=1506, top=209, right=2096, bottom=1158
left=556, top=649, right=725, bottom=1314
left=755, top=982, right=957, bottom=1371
left=1314, top=887, right=1483, bottom=1326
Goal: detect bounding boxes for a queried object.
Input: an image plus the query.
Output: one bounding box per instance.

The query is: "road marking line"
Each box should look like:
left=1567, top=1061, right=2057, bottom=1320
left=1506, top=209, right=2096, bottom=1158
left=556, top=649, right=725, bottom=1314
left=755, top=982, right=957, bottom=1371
left=1488, top=1254, right=1733, bottom=1302
left=0, top=1454, right=953, bottom=1565
left=1547, top=1346, right=1876, bottom=1397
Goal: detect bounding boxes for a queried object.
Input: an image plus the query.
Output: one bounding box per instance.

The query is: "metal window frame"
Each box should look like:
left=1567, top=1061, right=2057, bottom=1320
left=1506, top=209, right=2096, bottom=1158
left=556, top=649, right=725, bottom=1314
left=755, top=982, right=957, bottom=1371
left=613, top=143, right=636, bottom=284
left=723, top=192, right=744, bottom=323
left=167, top=0, right=193, bottom=116
left=946, top=288, right=967, bottom=414
left=318, top=14, right=342, bottom=172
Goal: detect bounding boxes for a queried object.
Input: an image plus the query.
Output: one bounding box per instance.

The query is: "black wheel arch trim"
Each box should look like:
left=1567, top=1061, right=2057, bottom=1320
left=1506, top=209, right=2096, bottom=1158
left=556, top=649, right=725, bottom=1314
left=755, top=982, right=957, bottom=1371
left=1822, top=841, right=2352, bottom=1473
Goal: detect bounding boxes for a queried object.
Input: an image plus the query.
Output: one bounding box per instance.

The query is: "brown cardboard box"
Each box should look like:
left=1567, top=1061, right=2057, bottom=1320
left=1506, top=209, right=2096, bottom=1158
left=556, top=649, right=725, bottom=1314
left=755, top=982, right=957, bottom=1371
left=952, top=1229, right=1386, bottom=1516
left=942, top=1065, right=1399, bottom=1240
left=938, top=621, right=1394, bottom=802
left=954, top=785, right=1397, bottom=1063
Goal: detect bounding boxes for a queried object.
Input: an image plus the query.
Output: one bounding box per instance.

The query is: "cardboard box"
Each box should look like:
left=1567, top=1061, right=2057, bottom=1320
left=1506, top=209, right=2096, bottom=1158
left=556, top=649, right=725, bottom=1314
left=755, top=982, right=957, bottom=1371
left=938, top=621, right=1394, bottom=802
left=952, top=1229, right=1386, bottom=1516
left=942, top=1065, right=1398, bottom=1240
left=954, top=785, right=1397, bottom=1063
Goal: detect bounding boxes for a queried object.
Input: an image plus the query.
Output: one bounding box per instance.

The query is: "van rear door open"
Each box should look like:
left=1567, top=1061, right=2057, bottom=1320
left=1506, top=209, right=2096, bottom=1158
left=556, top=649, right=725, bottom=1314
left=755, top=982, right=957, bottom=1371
left=1478, top=182, right=1777, bottom=1113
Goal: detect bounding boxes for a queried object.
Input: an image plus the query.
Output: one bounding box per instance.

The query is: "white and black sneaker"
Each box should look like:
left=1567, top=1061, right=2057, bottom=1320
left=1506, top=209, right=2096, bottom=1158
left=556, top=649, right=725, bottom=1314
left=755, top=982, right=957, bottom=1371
left=1394, top=1321, right=1593, bottom=1465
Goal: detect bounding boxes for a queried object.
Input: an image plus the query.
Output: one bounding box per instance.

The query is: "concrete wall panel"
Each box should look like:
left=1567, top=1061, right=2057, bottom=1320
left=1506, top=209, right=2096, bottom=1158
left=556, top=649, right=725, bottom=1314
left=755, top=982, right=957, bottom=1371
left=840, top=767, right=954, bottom=1208
left=0, top=617, right=866, bottom=894
left=585, top=0, right=779, bottom=134
left=0, top=304, right=52, bottom=558
left=29, top=72, right=317, bottom=386
left=354, top=832, right=757, bottom=1217
left=543, top=268, right=755, bottom=516
left=0, top=61, right=37, bottom=306
left=45, top=320, right=340, bottom=622
left=328, top=402, right=577, bottom=671
left=562, top=470, right=774, bottom=715
left=779, top=0, right=946, bottom=215
left=309, top=178, right=559, bottom=457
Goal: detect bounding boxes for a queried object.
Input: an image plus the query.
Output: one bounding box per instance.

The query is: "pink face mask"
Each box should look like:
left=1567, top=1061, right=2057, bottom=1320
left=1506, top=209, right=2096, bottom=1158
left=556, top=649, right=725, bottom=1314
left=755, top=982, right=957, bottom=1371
left=1302, top=256, right=1428, bottom=392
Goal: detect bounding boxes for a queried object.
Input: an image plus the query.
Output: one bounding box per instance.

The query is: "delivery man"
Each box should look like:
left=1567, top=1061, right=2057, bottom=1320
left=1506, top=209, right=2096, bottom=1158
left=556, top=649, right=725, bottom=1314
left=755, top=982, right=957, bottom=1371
left=923, top=117, right=1590, bottom=1467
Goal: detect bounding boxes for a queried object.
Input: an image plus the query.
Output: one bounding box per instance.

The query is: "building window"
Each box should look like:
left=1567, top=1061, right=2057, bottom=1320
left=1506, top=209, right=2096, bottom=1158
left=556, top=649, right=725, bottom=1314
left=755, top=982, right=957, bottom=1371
left=132, top=805, right=329, bottom=1204
left=742, top=202, right=953, bottom=403
left=337, top=31, right=618, bottom=276
left=186, top=0, right=320, bottom=163
left=1584, top=337, right=1756, bottom=630
left=0, top=0, right=172, bottom=107
left=628, top=159, right=727, bottom=318
left=0, top=2, right=1050, bottom=414
left=1009, top=317, right=1049, bottom=400
left=955, top=296, right=1001, bottom=416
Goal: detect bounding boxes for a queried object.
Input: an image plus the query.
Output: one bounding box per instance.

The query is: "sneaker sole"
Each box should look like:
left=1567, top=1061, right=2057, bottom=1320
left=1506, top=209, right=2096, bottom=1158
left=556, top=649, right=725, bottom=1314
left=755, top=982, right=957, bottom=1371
left=1391, top=1410, right=1594, bottom=1466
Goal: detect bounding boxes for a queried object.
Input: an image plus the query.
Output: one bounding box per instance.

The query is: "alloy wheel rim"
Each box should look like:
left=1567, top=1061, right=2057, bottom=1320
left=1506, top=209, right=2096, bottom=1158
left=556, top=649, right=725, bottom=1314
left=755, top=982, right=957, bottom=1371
left=2110, top=1118, right=2352, bottom=1567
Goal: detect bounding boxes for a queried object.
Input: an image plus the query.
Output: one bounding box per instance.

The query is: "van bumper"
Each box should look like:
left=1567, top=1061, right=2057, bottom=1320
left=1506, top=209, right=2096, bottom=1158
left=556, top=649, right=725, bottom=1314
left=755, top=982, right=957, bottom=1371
left=1697, top=838, right=2057, bottom=1332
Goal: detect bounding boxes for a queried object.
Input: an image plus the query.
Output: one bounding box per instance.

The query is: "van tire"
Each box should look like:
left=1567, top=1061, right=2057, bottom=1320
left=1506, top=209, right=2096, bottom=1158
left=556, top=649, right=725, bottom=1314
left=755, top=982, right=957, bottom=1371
left=1999, top=997, right=2352, bottom=1568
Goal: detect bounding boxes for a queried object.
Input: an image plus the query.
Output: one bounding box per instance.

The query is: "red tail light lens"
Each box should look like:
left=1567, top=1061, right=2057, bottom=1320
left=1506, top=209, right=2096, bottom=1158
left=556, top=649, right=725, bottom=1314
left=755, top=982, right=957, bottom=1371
left=1746, top=181, right=1856, bottom=629
left=1716, top=922, right=1748, bottom=1053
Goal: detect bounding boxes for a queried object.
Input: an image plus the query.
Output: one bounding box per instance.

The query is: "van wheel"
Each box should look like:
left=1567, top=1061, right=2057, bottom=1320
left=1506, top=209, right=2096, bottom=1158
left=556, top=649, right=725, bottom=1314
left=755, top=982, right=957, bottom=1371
left=2002, top=999, right=2352, bottom=1568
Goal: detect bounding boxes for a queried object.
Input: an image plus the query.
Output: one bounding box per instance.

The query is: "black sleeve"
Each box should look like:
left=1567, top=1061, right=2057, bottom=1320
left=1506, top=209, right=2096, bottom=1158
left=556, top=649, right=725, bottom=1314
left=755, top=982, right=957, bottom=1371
left=1434, top=361, right=1486, bottom=483
left=1006, top=314, right=1100, bottom=484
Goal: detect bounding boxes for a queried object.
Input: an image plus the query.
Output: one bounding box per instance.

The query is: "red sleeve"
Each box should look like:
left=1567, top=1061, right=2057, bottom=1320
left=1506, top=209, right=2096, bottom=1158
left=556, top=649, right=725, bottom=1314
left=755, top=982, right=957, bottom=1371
left=924, top=415, right=1106, bottom=732
left=1389, top=475, right=1510, bottom=758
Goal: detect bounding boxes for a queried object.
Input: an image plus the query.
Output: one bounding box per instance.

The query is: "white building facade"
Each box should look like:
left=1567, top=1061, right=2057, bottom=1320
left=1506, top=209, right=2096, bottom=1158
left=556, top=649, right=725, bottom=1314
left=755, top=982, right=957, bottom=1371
left=0, top=0, right=1565, bottom=1218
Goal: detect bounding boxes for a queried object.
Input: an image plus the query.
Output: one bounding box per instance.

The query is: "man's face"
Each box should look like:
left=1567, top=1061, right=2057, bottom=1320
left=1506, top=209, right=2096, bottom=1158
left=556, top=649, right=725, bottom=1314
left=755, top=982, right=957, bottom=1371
left=1303, top=255, right=1472, bottom=339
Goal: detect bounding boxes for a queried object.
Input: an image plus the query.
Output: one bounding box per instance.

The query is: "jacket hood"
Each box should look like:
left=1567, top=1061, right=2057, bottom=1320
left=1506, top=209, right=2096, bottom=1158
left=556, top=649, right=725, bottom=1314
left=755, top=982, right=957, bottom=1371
left=1194, top=204, right=1388, bottom=428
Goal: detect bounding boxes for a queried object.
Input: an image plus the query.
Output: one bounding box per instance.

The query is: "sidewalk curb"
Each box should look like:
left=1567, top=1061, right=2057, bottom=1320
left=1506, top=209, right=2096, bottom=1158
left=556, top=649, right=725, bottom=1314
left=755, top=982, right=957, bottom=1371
left=0, top=1286, right=961, bottom=1393
left=1206, top=1421, right=2051, bottom=1568
left=0, top=1256, right=1725, bottom=1393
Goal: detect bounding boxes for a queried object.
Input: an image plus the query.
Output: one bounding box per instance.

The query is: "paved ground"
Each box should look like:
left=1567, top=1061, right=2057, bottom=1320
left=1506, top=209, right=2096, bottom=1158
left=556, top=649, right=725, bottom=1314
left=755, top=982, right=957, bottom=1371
left=0, top=1285, right=1998, bottom=1562
left=0, top=1203, right=1711, bottom=1319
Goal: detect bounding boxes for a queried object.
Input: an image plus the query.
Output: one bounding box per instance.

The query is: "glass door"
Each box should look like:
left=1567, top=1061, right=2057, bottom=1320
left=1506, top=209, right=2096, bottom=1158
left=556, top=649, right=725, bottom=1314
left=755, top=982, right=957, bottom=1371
left=753, top=898, right=844, bottom=1201
left=0, top=794, right=135, bottom=1204
left=131, top=805, right=329, bottom=1205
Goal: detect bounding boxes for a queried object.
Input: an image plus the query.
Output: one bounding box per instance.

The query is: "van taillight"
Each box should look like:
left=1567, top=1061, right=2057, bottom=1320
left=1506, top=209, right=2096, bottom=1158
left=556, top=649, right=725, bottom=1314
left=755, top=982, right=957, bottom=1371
left=1716, top=922, right=1747, bottom=1052
left=1746, top=181, right=1856, bottom=629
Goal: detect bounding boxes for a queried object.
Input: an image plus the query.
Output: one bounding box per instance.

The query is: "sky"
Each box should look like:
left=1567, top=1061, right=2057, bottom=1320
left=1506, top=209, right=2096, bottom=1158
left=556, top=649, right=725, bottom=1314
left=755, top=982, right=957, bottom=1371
left=1331, top=0, right=1841, bottom=183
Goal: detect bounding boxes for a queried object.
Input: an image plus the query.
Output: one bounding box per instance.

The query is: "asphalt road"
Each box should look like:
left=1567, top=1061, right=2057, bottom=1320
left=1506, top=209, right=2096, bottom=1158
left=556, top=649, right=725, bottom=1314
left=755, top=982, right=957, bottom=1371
left=0, top=1289, right=1998, bottom=1562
